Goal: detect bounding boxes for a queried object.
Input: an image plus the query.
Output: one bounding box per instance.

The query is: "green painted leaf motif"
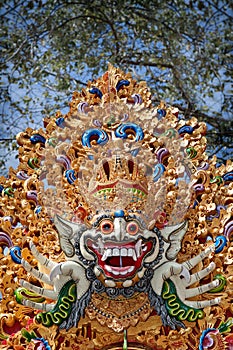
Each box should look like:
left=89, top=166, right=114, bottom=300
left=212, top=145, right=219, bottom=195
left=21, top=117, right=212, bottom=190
left=218, top=318, right=233, bottom=334
left=36, top=280, right=77, bottom=327
left=162, top=279, right=204, bottom=322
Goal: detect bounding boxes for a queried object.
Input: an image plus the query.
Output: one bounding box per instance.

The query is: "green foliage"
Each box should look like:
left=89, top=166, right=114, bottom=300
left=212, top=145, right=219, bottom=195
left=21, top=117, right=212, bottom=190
left=0, top=0, right=232, bottom=173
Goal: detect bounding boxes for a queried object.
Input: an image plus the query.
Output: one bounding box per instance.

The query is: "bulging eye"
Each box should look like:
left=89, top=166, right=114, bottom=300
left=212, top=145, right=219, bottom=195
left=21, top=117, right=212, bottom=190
left=100, top=220, right=114, bottom=234
left=126, top=221, right=139, bottom=235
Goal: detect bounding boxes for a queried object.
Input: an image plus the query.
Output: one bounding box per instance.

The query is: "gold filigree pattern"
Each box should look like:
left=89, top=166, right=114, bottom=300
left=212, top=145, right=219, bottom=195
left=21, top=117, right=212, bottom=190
left=0, top=65, right=232, bottom=349
left=85, top=292, right=153, bottom=332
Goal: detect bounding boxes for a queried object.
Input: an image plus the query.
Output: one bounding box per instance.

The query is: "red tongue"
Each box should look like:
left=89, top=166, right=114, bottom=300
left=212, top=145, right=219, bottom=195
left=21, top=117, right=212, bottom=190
left=106, top=256, right=134, bottom=267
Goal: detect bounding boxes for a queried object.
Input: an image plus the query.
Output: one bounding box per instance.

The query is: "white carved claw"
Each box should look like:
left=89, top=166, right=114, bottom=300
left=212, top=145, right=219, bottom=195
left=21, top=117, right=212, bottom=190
left=152, top=244, right=221, bottom=310
left=20, top=240, right=90, bottom=311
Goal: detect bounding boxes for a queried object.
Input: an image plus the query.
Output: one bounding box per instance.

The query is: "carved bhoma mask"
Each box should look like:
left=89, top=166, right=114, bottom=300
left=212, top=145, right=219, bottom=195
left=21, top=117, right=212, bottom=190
left=13, top=66, right=230, bottom=339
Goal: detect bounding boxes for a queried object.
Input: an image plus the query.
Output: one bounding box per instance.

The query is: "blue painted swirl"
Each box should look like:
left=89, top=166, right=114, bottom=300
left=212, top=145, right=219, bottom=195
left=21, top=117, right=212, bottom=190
left=35, top=206, right=42, bottom=215
left=10, top=246, right=22, bottom=264
left=178, top=125, right=194, bottom=135
left=81, top=128, right=109, bottom=147
left=30, top=134, right=46, bottom=144
left=153, top=163, right=165, bottom=182
left=157, top=109, right=166, bottom=118
left=192, top=200, right=199, bottom=208
left=214, top=235, right=227, bottom=253
left=65, top=169, right=77, bottom=184
left=223, top=171, right=233, bottom=182
left=116, top=80, right=130, bottom=92
left=89, top=87, right=103, bottom=99
left=55, top=117, right=65, bottom=128
left=115, top=123, right=144, bottom=141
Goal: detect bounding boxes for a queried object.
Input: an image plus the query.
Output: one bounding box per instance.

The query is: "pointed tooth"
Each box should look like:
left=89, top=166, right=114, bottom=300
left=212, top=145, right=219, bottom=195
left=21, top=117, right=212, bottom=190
left=101, top=251, right=108, bottom=261
left=128, top=266, right=134, bottom=273
left=132, top=249, right=137, bottom=261
left=101, top=248, right=112, bottom=261
left=135, top=239, right=142, bottom=257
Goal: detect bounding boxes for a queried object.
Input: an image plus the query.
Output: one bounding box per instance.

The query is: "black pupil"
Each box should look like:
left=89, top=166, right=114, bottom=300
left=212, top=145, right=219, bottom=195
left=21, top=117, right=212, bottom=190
left=103, top=223, right=111, bottom=231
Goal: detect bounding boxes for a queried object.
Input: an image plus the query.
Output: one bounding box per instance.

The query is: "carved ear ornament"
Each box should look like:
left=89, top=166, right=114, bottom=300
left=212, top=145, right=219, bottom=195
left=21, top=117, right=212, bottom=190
left=54, top=215, right=87, bottom=257
left=160, top=221, right=188, bottom=261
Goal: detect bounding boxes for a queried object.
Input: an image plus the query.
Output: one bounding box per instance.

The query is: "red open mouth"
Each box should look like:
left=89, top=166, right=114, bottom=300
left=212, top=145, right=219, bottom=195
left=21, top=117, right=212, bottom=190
left=86, top=238, right=153, bottom=279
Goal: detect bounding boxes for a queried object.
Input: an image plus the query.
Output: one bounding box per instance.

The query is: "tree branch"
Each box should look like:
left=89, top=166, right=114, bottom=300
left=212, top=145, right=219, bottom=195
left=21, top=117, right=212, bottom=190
left=121, top=59, right=174, bottom=69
